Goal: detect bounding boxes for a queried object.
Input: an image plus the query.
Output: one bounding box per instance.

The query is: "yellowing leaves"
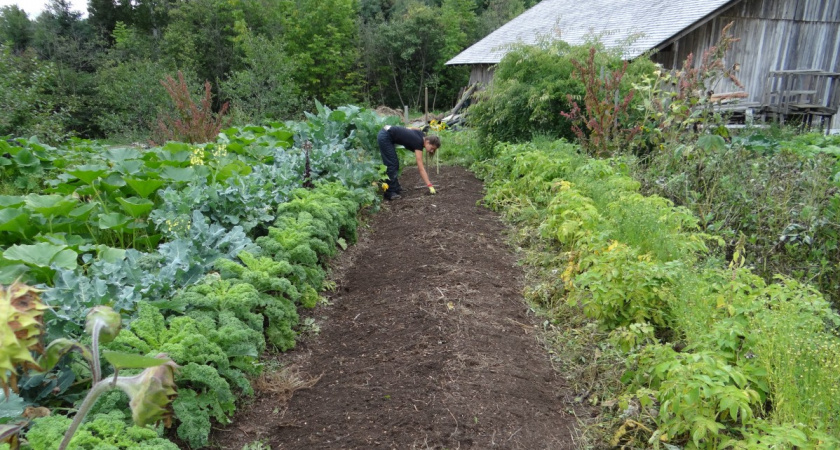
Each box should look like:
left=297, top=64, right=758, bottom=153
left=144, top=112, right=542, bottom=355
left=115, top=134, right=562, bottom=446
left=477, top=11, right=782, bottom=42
left=0, top=282, right=47, bottom=395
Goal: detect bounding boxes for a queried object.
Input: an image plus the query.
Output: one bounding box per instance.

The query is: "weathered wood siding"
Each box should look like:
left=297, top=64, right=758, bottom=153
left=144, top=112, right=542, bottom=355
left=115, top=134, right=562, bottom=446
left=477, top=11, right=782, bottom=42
left=469, top=64, right=496, bottom=86
left=651, top=0, right=840, bottom=129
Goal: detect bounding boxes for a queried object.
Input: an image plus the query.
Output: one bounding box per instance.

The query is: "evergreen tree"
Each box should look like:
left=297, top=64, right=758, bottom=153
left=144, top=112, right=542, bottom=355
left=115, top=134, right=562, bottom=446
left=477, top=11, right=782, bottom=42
left=0, top=5, right=33, bottom=54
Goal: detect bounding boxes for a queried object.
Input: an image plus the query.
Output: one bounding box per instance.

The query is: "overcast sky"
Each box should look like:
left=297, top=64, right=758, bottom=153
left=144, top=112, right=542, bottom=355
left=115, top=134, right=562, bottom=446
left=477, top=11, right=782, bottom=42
left=0, top=0, right=88, bottom=18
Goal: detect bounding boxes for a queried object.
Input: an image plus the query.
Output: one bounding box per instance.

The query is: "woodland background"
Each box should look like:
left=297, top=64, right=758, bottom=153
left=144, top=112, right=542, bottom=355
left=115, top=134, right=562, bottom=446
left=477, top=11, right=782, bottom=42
left=0, top=0, right=535, bottom=143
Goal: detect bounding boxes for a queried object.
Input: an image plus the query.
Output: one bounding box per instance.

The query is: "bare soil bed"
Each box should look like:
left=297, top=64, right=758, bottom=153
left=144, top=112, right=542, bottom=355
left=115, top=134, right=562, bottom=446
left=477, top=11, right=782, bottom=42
left=211, top=166, right=583, bottom=449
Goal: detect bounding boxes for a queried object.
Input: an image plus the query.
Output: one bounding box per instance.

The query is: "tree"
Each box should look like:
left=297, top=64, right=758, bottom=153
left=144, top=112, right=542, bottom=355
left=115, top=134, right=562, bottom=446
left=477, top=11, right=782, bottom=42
left=220, top=33, right=303, bottom=123
left=475, top=0, right=526, bottom=38
left=160, top=0, right=240, bottom=91
left=87, top=0, right=132, bottom=39
left=0, top=45, right=73, bottom=142
left=281, top=0, right=361, bottom=105
left=0, top=5, right=33, bottom=54
left=93, top=23, right=173, bottom=139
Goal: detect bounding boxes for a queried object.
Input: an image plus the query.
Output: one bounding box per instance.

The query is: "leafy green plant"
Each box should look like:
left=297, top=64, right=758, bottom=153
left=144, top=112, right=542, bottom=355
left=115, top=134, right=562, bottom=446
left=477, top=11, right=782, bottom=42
left=477, top=136, right=840, bottom=446
left=0, top=104, right=381, bottom=450
left=571, top=240, right=681, bottom=330
left=106, top=302, right=238, bottom=448
left=624, top=346, right=763, bottom=448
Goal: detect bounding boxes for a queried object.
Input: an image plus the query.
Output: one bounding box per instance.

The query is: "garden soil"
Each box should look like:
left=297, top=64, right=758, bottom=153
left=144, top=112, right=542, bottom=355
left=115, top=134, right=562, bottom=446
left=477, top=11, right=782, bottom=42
left=210, top=166, right=585, bottom=449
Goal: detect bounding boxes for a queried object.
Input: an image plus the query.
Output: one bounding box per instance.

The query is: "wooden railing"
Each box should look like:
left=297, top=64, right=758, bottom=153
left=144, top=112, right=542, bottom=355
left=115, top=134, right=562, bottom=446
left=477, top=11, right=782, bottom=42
left=760, top=69, right=840, bottom=132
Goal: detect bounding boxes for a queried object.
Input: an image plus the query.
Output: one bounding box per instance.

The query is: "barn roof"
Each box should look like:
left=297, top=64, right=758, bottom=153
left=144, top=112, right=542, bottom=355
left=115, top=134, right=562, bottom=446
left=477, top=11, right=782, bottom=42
left=446, top=0, right=740, bottom=65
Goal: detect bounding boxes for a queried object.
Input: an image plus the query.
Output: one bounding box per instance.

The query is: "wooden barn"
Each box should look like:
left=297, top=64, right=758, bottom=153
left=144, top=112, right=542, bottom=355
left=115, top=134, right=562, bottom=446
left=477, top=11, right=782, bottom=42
left=445, top=0, right=840, bottom=131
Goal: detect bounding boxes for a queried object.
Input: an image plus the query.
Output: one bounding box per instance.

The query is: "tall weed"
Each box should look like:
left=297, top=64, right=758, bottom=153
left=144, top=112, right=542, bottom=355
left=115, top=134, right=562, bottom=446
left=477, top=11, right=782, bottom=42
left=151, top=71, right=230, bottom=145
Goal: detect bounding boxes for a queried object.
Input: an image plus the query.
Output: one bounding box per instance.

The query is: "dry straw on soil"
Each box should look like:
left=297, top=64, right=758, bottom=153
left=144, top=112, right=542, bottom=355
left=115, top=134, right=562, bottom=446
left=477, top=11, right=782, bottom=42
left=252, top=366, right=322, bottom=403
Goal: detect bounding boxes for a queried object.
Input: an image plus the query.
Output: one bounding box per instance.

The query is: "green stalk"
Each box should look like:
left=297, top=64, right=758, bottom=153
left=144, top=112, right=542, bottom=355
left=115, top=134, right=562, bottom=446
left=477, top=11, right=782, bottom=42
left=58, top=376, right=115, bottom=450
left=90, top=321, right=103, bottom=385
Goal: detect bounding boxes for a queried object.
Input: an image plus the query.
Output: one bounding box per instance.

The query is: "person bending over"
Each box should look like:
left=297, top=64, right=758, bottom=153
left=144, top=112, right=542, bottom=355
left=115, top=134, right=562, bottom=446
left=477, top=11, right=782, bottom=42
left=377, top=125, right=440, bottom=200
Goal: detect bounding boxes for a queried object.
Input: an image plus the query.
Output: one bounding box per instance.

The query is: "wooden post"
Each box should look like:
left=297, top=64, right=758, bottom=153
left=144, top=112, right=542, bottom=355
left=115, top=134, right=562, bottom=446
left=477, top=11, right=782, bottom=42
left=425, top=86, right=429, bottom=123
left=404, top=105, right=409, bottom=125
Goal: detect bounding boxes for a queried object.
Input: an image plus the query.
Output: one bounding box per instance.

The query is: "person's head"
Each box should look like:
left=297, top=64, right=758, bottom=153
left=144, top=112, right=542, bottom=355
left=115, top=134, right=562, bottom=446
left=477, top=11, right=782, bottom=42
left=424, top=135, right=441, bottom=155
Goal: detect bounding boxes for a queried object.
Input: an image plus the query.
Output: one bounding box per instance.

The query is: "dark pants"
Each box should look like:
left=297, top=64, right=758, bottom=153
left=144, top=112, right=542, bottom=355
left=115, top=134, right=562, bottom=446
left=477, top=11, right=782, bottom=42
left=377, top=128, right=402, bottom=196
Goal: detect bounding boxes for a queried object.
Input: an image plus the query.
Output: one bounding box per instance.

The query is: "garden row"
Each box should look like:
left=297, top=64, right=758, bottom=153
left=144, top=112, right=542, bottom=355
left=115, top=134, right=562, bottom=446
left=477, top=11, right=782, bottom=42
left=476, top=140, right=840, bottom=448
left=1, top=104, right=396, bottom=449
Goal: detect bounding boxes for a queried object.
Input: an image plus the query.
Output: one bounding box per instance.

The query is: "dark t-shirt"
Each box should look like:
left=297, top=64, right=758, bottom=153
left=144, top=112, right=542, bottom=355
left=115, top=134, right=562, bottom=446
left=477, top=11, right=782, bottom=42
left=387, top=126, right=425, bottom=151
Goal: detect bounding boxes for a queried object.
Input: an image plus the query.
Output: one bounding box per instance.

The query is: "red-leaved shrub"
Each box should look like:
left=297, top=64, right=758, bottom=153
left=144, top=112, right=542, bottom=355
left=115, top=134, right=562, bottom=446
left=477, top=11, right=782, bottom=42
left=151, top=71, right=230, bottom=145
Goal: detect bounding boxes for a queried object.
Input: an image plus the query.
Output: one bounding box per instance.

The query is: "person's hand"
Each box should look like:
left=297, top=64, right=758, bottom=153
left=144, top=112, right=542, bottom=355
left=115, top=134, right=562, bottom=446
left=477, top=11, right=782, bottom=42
left=428, top=185, right=436, bottom=195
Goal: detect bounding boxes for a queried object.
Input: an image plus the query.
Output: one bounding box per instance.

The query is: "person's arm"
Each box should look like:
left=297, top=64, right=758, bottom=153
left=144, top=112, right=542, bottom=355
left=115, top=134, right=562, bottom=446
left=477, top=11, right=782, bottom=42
left=415, top=150, right=435, bottom=194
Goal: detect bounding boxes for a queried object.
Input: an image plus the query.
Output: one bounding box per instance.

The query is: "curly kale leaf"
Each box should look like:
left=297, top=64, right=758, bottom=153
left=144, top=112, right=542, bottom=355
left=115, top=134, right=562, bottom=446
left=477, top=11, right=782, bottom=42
left=171, top=390, right=211, bottom=449
left=215, top=252, right=300, bottom=301
left=25, top=410, right=177, bottom=450
left=178, top=363, right=236, bottom=422
left=261, top=293, right=299, bottom=351
left=176, top=278, right=264, bottom=331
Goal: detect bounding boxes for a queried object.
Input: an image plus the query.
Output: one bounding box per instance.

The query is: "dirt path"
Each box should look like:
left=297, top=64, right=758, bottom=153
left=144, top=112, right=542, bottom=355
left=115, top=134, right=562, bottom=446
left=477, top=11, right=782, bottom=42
left=213, top=166, right=582, bottom=449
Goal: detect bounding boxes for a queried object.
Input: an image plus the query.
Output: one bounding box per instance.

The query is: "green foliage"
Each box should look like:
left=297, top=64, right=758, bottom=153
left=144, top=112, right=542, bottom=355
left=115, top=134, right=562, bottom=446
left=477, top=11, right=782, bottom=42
left=26, top=410, right=177, bottom=450
left=625, top=346, right=763, bottom=447
left=434, top=128, right=482, bottom=166
left=281, top=0, right=360, bottom=105
left=172, top=363, right=236, bottom=448
left=220, top=33, right=303, bottom=124
left=724, top=420, right=840, bottom=449
left=747, top=278, right=840, bottom=430
left=478, top=136, right=840, bottom=446
left=93, top=55, right=172, bottom=140
left=0, top=46, right=73, bottom=143
left=0, top=5, right=32, bottom=53
left=605, top=193, right=708, bottom=263
left=158, top=0, right=238, bottom=89
left=468, top=40, right=584, bottom=148
left=633, top=131, right=840, bottom=306
left=571, top=240, right=681, bottom=330
left=216, top=252, right=301, bottom=300
left=1, top=105, right=378, bottom=450
left=106, top=303, right=242, bottom=448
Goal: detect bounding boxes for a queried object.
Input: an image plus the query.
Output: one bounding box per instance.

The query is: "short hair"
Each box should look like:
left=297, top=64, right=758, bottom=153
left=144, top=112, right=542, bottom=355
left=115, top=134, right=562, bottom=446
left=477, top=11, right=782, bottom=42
left=425, top=135, right=441, bottom=149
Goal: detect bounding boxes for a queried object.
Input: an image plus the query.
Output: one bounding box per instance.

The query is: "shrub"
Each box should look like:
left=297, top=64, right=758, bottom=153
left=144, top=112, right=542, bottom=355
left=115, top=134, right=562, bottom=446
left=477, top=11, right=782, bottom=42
left=467, top=39, right=584, bottom=149
left=94, top=58, right=172, bottom=140
left=561, top=46, right=640, bottom=157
